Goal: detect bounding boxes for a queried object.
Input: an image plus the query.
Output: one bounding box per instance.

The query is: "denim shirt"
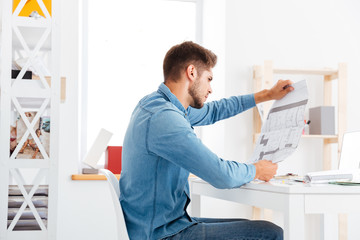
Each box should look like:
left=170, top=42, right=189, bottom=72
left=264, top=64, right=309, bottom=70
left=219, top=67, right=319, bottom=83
left=120, top=83, right=256, bottom=240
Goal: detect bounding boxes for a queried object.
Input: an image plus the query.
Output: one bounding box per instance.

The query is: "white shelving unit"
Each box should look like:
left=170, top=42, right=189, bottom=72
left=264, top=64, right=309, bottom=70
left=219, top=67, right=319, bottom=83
left=0, top=0, right=61, bottom=239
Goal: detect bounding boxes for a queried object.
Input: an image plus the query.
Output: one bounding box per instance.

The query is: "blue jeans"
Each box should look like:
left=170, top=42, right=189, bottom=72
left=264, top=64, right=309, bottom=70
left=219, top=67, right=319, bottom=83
left=163, top=218, right=283, bottom=240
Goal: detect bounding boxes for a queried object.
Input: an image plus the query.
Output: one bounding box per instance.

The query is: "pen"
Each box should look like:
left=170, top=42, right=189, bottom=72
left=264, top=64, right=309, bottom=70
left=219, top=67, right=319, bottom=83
left=283, top=84, right=291, bottom=90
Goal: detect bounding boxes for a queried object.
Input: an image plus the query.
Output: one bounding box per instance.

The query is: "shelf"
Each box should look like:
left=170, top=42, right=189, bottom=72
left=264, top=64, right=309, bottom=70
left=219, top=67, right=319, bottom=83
left=7, top=230, right=47, bottom=240
left=254, top=133, right=338, bottom=143
left=4, top=77, right=66, bottom=109
left=7, top=159, right=51, bottom=169
left=273, top=68, right=338, bottom=79
left=1, top=2, right=61, bottom=239
left=13, top=16, right=51, bottom=28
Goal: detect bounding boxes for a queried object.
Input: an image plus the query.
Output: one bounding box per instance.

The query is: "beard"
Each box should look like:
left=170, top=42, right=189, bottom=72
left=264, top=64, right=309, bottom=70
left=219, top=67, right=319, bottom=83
left=188, top=79, right=204, bottom=109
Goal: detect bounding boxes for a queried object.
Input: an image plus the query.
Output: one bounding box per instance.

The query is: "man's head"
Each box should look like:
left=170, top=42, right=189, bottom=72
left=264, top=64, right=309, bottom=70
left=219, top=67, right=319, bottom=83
left=163, top=41, right=217, bottom=82
left=163, top=41, right=217, bottom=109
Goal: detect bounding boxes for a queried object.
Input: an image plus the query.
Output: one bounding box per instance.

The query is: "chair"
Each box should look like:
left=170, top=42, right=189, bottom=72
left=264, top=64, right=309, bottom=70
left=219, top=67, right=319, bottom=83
left=100, top=169, right=129, bottom=240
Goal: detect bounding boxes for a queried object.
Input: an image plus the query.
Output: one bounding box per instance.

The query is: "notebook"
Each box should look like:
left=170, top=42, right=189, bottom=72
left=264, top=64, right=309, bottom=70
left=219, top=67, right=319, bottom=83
left=82, top=128, right=113, bottom=169
left=338, top=131, right=360, bottom=170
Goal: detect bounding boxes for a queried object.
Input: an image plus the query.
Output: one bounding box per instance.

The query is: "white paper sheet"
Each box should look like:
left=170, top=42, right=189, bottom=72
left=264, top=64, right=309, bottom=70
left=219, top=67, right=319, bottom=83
left=248, top=80, right=308, bottom=163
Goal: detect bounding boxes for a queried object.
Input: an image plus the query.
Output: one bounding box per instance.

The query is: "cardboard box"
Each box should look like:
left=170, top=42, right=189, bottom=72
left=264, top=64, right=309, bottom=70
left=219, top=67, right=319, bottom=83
left=105, top=146, right=122, bottom=174
left=309, top=106, right=335, bottom=135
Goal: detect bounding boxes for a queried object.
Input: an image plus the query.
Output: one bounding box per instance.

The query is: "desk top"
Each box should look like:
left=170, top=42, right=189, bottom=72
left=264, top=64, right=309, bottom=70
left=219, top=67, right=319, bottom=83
left=191, top=178, right=360, bottom=194
left=71, top=174, right=120, bottom=180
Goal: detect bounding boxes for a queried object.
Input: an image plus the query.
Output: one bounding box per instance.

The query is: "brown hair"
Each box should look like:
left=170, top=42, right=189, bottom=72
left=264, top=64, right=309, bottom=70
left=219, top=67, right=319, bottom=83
left=163, top=41, right=217, bottom=82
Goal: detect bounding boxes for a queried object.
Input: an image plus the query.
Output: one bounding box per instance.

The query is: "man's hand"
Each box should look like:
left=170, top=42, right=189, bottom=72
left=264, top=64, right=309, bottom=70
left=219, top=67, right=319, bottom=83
left=254, top=79, right=294, bottom=104
left=253, top=160, right=278, bottom=182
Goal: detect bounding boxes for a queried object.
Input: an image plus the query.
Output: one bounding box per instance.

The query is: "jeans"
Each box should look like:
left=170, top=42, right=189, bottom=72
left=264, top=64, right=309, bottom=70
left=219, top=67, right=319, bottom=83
left=162, top=218, right=283, bottom=240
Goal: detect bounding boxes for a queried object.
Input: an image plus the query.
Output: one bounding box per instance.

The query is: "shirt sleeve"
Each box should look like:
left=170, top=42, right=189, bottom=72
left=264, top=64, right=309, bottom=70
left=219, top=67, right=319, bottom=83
left=187, top=94, right=256, bottom=126
left=147, top=109, right=256, bottom=189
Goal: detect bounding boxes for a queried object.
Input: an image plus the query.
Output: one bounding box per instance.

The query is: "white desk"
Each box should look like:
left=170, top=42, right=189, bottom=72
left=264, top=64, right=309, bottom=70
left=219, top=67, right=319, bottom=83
left=190, top=178, right=360, bottom=240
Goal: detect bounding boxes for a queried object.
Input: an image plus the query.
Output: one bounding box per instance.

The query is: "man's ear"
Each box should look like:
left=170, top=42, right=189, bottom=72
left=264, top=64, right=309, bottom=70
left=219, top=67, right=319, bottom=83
left=186, top=65, right=197, bottom=82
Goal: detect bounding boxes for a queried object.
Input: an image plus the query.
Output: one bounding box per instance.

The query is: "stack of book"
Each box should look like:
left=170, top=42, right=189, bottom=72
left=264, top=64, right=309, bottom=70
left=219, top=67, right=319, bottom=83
left=304, top=169, right=360, bottom=184
left=8, top=185, right=48, bottom=231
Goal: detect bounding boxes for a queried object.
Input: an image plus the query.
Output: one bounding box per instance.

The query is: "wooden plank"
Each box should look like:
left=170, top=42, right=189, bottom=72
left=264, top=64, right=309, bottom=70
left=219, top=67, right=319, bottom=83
left=254, top=133, right=338, bottom=142
left=337, top=63, right=347, bottom=161
left=337, top=63, right=347, bottom=240
left=252, top=64, right=265, bottom=219
left=323, top=75, right=333, bottom=171
left=252, top=207, right=261, bottom=220
left=263, top=208, right=273, bottom=221
left=323, top=139, right=332, bottom=171
left=32, top=76, right=66, bottom=102
left=323, top=75, right=332, bottom=106
left=71, top=174, right=120, bottom=181
left=253, top=65, right=263, bottom=143
left=339, top=213, right=347, bottom=240
left=274, top=68, right=338, bottom=77
left=263, top=60, right=274, bottom=116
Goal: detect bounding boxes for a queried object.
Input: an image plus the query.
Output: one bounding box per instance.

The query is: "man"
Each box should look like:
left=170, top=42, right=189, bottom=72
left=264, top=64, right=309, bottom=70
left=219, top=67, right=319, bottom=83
left=120, top=41, right=293, bottom=240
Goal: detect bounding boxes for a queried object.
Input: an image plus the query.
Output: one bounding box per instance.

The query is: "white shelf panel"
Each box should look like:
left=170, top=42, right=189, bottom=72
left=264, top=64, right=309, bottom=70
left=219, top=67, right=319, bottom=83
left=7, top=159, right=51, bottom=169
left=2, top=78, right=66, bottom=108
left=7, top=230, right=47, bottom=240
left=13, top=16, right=51, bottom=28
left=12, top=97, right=50, bottom=110
left=11, top=79, right=51, bottom=95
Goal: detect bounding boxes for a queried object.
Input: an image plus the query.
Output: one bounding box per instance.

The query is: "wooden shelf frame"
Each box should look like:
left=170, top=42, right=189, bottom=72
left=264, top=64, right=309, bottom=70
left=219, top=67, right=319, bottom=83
left=253, top=60, right=347, bottom=170
left=252, top=60, right=347, bottom=238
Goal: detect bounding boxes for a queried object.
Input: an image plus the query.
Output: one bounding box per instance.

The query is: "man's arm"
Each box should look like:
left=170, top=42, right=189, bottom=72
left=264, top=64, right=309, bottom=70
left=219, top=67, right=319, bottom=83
left=147, top=110, right=278, bottom=189
left=188, top=79, right=293, bottom=126
left=188, top=94, right=255, bottom=126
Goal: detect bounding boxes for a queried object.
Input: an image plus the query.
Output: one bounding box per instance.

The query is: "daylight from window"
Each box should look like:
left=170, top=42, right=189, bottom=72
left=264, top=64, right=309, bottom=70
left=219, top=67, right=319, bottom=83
left=87, top=0, right=196, bottom=162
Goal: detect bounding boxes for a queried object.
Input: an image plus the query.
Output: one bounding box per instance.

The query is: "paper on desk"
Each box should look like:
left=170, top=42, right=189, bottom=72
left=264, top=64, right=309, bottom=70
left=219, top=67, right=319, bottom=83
left=248, top=80, right=308, bottom=163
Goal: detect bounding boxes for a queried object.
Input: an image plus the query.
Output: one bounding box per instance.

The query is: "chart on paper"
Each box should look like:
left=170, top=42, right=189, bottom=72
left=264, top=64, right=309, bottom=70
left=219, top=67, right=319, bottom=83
left=249, top=80, right=308, bottom=163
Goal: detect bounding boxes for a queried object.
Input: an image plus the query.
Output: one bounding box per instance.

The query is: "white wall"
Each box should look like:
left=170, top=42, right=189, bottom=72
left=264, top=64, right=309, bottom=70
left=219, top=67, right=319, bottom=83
left=198, top=0, right=360, bottom=239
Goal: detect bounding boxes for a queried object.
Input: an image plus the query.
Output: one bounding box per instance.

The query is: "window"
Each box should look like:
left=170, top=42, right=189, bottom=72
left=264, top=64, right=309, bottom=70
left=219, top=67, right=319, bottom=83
left=82, top=0, right=197, bottom=164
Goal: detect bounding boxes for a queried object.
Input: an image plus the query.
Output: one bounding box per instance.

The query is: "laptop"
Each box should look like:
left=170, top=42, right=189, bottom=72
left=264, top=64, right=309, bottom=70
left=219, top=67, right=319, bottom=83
left=338, top=131, right=360, bottom=170
left=303, top=131, right=360, bottom=183
left=82, top=128, right=113, bottom=169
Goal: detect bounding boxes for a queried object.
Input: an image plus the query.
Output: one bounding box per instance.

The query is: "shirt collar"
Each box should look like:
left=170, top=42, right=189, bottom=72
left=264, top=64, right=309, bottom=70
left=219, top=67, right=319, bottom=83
left=158, top=83, right=187, bottom=115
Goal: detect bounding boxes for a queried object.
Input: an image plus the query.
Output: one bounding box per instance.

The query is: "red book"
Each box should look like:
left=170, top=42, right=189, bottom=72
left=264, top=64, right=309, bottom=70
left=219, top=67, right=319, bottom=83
left=105, top=146, right=122, bottom=174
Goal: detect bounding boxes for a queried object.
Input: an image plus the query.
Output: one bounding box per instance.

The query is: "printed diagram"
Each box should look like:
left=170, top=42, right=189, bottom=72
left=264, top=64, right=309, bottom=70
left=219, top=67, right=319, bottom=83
left=249, top=80, right=308, bottom=163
